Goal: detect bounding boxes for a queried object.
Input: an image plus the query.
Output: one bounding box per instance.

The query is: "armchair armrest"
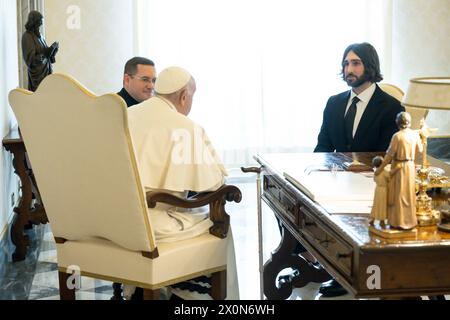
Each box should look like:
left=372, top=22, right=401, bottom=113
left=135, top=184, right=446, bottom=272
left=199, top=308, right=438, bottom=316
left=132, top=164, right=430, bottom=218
left=146, top=184, right=242, bottom=238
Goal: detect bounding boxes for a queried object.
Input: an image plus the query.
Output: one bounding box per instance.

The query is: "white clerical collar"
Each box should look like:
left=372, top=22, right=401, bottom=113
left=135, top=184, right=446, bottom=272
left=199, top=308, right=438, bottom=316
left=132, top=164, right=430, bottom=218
left=350, top=83, right=376, bottom=103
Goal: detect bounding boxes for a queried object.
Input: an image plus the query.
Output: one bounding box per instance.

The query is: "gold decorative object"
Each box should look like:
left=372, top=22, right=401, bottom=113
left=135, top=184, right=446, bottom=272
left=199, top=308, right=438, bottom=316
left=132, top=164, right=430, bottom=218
left=438, top=209, right=450, bottom=233
left=369, top=224, right=417, bottom=239
left=402, top=77, right=450, bottom=227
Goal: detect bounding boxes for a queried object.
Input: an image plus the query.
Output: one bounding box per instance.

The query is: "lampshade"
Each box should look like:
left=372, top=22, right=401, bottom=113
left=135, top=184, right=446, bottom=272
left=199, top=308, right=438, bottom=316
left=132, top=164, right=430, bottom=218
left=402, top=77, right=450, bottom=110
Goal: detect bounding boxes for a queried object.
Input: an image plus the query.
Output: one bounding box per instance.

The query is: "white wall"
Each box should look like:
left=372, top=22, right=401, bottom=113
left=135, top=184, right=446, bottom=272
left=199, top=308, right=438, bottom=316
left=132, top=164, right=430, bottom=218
left=391, top=0, right=450, bottom=134
left=0, top=0, right=20, bottom=239
left=44, top=0, right=136, bottom=95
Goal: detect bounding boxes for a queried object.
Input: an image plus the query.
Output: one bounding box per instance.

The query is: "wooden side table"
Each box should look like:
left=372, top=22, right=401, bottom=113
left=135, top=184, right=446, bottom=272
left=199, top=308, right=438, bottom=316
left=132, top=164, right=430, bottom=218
left=2, top=127, right=48, bottom=261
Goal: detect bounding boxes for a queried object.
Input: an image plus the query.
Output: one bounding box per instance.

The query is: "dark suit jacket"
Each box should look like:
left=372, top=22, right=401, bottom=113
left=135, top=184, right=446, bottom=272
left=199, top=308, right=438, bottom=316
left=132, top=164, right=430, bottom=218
left=314, top=85, right=405, bottom=152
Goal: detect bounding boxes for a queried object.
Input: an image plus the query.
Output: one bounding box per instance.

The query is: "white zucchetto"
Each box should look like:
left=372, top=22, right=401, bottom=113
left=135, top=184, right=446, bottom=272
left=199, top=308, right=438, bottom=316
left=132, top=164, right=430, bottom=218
left=155, top=66, right=192, bottom=94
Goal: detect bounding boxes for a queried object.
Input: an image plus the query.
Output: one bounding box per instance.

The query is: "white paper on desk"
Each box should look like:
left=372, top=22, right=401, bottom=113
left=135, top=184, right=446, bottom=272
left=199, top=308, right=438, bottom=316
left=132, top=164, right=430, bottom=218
left=284, top=171, right=375, bottom=202
left=320, top=200, right=373, bottom=215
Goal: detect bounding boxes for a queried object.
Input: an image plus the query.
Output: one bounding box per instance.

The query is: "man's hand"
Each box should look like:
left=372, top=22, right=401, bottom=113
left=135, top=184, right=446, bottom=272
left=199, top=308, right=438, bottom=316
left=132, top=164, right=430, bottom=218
left=49, top=42, right=59, bottom=60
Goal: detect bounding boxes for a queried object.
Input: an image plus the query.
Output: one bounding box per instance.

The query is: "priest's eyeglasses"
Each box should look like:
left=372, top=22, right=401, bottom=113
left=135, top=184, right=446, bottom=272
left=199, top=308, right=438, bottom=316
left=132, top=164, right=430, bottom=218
left=130, top=75, right=156, bottom=84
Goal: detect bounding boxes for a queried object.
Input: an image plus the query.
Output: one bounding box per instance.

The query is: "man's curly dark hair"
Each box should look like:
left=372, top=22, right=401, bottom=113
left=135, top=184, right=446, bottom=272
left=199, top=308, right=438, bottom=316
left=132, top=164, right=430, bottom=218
left=340, top=42, right=383, bottom=83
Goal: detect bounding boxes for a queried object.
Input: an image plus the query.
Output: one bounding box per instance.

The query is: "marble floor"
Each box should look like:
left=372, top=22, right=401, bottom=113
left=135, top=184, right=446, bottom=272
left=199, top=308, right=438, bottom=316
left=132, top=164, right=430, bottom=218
left=0, top=172, right=446, bottom=300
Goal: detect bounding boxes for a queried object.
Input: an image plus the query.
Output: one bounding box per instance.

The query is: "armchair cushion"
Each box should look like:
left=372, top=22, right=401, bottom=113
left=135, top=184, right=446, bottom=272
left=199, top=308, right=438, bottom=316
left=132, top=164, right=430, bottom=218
left=57, top=233, right=228, bottom=289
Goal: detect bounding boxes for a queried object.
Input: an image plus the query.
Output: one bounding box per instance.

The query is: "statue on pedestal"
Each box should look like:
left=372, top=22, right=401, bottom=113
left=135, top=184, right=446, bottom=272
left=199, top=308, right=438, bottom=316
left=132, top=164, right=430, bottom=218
left=374, top=112, right=423, bottom=230
left=22, top=11, right=59, bottom=92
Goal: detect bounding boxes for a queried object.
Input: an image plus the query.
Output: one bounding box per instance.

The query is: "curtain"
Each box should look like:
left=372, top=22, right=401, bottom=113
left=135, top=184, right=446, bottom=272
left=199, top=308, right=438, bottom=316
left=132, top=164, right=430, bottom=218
left=136, top=0, right=392, bottom=168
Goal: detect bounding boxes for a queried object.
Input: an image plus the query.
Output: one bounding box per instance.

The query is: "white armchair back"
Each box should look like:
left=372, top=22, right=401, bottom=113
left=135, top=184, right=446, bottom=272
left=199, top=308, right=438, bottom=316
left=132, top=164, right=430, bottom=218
left=379, top=83, right=427, bottom=129
left=9, top=74, right=156, bottom=252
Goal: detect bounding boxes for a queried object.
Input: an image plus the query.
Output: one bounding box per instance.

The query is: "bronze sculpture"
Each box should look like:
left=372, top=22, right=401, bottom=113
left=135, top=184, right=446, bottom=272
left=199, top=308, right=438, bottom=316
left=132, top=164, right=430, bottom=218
left=22, top=11, right=59, bottom=92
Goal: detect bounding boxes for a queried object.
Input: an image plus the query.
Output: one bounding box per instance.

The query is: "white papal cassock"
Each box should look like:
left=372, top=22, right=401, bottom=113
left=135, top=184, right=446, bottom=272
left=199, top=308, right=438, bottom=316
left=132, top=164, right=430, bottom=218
left=126, top=94, right=239, bottom=299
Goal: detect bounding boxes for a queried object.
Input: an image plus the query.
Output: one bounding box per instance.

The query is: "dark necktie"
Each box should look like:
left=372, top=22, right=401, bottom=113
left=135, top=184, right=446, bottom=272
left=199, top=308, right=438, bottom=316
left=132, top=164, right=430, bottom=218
left=344, top=96, right=360, bottom=146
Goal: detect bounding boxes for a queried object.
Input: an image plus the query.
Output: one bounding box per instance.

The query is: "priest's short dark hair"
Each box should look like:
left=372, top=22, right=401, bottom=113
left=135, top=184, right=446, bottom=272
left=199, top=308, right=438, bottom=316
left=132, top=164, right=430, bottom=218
left=124, top=57, right=155, bottom=76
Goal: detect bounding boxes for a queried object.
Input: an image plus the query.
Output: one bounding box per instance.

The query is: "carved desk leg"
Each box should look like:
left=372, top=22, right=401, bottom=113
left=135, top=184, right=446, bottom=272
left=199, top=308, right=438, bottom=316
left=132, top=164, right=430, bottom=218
left=263, top=226, right=331, bottom=300
left=8, top=144, right=33, bottom=261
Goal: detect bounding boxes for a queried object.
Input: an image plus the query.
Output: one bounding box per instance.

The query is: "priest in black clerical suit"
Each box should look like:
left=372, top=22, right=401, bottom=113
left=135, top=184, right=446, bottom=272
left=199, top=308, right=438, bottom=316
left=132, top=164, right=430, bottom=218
left=117, top=87, right=140, bottom=107
left=117, top=57, right=156, bottom=107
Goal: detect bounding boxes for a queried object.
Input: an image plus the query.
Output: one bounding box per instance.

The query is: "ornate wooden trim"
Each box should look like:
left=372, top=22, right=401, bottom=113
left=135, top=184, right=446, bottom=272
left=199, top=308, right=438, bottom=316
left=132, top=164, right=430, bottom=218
left=7, top=142, right=32, bottom=261
left=146, top=185, right=241, bottom=209
left=58, top=271, right=76, bottom=300
left=209, top=197, right=230, bottom=239
left=142, top=248, right=159, bottom=259
left=211, top=270, right=227, bottom=300
left=143, top=288, right=160, bottom=300
left=3, top=129, right=48, bottom=262
left=241, top=166, right=261, bottom=174
left=54, top=237, right=67, bottom=244
left=146, top=185, right=242, bottom=239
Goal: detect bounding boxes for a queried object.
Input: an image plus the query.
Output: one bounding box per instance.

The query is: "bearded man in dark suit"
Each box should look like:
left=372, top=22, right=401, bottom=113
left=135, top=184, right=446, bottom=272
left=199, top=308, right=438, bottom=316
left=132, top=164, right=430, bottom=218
left=315, top=42, right=404, bottom=153
left=311, top=43, right=404, bottom=297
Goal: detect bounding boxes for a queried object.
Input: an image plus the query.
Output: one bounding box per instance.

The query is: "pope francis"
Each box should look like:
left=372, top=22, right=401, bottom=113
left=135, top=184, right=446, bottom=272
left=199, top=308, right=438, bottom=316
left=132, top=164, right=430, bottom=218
left=126, top=66, right=238, bottom=300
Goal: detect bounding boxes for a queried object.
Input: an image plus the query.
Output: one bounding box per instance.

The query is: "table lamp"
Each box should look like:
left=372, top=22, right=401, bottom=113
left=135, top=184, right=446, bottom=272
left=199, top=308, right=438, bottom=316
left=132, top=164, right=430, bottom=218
left=402, top=77, right=450, bottom=227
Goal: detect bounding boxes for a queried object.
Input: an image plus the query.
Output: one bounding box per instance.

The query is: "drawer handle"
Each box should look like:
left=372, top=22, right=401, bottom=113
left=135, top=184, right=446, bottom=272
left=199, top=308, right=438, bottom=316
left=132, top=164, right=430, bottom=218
left=336, top=252, right=351, bottom=259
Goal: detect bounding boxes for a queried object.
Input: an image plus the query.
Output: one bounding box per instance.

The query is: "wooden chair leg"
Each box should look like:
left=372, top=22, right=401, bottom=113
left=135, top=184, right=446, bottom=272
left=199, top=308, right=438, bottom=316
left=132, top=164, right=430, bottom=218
left=58, top=271, right=76, bottom=300
left=143, top=288, right=160, bottom=300
left=211, top=270, right=227, bottom=300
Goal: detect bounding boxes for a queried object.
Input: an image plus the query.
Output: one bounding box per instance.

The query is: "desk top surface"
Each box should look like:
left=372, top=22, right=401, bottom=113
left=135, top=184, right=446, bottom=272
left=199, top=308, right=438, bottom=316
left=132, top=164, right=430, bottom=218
left=256, top=152, right=450, bottom=247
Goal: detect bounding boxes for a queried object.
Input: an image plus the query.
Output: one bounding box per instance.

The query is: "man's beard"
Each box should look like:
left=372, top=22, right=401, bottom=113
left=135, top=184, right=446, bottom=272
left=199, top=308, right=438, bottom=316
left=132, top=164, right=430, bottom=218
left=345, top=73, right=367, bottom=88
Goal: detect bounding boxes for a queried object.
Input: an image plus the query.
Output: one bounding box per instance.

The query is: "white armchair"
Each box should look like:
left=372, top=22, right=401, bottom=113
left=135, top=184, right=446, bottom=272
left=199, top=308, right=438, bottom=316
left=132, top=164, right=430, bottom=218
left=9, top=74, right=241, bottom=300
left=379, top=83, right=427, bottom=130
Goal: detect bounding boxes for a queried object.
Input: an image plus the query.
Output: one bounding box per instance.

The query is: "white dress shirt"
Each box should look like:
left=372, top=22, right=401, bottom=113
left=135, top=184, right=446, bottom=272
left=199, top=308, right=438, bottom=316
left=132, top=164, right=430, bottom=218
left=344, top=83, right=376, bottom=137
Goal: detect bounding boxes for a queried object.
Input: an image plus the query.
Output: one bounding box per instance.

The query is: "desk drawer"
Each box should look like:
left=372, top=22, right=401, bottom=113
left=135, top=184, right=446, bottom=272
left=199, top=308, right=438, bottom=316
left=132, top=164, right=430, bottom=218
left=300, top=207, right=353, bottom=278
left=263, top=175, right=298, bottom=225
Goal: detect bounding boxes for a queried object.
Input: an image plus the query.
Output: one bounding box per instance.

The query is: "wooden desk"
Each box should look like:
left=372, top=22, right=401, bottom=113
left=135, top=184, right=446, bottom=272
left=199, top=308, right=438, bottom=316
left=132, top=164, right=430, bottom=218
left=256, top=152, right=450, bottom=299
left=2, top=128, right=48, bottom=261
